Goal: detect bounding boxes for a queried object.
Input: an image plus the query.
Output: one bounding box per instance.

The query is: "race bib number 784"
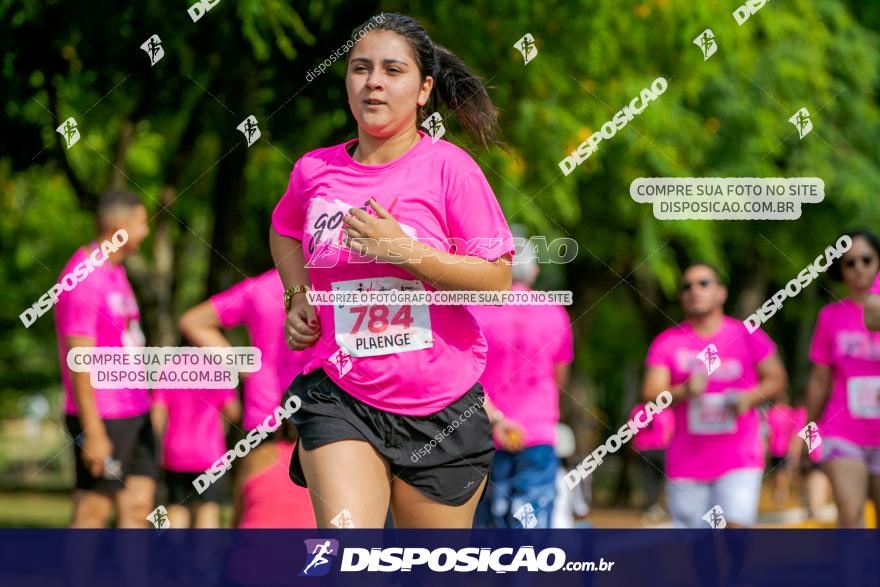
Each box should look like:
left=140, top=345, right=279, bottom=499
left=332, top=277, right=433, bottom=357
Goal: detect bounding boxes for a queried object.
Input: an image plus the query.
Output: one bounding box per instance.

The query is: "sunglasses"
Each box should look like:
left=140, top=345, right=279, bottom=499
left=843, top=255, right=876, bottom=269
left=680, top=279, right=717, bottom=292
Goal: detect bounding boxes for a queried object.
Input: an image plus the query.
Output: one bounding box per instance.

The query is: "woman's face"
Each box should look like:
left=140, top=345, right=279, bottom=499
left=841, top=235, right=879, bottom=292
left=346, top=30, right=433, bottom=138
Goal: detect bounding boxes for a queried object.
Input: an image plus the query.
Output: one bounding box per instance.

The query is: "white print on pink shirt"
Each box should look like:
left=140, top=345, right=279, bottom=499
left=107, top=291, right=144, bottom=348
left=121, top=320, right=146, bottom=348
left=304, top=196, right=419, bottom=266
left=675, top=349, right=743, bottom=381
left=107, top=291, right=139, bottom=317
left=835, top=331, right=880, bottom=362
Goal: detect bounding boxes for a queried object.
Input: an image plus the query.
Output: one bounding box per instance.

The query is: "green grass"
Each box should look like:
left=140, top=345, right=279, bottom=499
left=0, top=491, right=236, bottom=528
left=0, top=491, right=71, bottom=528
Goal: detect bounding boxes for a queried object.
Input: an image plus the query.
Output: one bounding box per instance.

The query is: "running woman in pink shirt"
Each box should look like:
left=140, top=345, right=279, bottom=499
left=269, top=13, right=514, bottom=528
left=805, top=230, right=880, bottom=527
left=469, top=244, right=574, bottom=528
left=641, top=262, right=787, bottom=528
left=178, top=268, right=311, bottom=430
left=55, top=189, right=154, bottom=528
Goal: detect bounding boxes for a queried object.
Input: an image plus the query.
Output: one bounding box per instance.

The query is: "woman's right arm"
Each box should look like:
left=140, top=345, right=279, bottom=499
left=269, top=227, right=320, bottom=350
left=178, top=301, right=230, bottom=347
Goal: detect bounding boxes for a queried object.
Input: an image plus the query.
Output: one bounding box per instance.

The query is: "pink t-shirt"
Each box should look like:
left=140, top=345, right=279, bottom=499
left=645, top=315, right=776, bottom=481
left=631, top=403, right=675, bottom=452
left=271, top=131, right=515, bottom=416
left=238, top=442, right=317, bottom=528
left=468, top=283, right=573, bottom=447
left=55, top=244, right=151, bottom=419
left=210, top=269, right=312, bottom=430
left=766, top=405, right=806, bottom=457
left=808, top=299, right=880, bottom=446
left=153, top=387, right=237, bottom=472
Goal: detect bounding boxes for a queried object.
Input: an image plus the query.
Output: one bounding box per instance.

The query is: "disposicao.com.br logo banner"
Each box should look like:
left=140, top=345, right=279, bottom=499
left=298, top=539, right=614, bottom=575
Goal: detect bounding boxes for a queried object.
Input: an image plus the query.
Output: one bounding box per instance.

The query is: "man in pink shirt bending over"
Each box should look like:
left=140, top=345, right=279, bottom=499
left=642, top=261, right=787, bottom=528
left=470, top=245, right=574, bottom=528
left=56, top=189, right=153, bottom=528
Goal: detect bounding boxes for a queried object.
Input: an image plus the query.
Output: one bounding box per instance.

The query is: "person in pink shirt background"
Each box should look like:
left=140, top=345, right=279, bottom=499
left=178, top=268, right=311, bottom=431
left=151, top=387, right=240, bottom=528
left=765, top=403, right=803, bottom=507
left=765, top=402, right=831, bottom=514
left=56, top=188, right=155, bottom=528
left=233, top=417, right=316, bottom=528
left=805, top=230, right=880, bottom=527
left=641, top=261, right=787, bottom=528
left=269, top=13, right=514, bottom=528
left=470, top=241, right=574, bottom=528
left=765, top=403, right=834, bottom=519
left=225, top=416, right=316, bottom=587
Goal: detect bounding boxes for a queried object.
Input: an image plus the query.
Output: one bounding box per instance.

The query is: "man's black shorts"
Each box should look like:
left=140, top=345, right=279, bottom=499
left=65, top=413, right=159, bottom=493
left=286, top=368, right=494, bottom=507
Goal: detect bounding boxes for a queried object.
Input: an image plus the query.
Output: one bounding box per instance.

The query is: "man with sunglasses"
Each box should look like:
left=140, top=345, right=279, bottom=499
left=641, top=261, right=787, bottom=528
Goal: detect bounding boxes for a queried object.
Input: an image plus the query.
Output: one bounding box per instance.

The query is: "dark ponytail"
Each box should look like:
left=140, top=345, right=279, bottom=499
left=349, top=13, right=500, bottom=149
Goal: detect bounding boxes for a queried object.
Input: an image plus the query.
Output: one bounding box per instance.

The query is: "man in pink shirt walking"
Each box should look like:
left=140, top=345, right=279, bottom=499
left=56, top=189, right=154, bottom=528
left=641, top=261, right=787, bottom=528
left=470, top=245, right=574, bottom=528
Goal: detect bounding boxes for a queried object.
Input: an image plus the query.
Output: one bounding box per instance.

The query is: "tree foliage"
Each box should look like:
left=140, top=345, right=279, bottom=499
left=2, top=0, right=879, bottom=448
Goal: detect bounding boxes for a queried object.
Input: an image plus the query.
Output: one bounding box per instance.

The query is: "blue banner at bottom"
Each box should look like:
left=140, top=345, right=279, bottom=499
left=0, top=530, right=878, bottom=587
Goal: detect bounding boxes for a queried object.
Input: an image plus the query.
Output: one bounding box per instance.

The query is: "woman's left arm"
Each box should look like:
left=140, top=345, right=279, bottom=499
left=343, top=198, right=512, bottom=292
left=400, top=241, right=512, bottom=291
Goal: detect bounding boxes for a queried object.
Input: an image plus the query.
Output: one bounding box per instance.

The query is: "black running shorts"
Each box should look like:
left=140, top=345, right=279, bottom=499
left=65, top=413, right=159, bottom=493
left=286, top=368, right=494, bottom=507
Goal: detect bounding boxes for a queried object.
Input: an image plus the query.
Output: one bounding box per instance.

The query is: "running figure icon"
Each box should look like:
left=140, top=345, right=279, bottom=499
left=302, top=540, right=336, bottom=575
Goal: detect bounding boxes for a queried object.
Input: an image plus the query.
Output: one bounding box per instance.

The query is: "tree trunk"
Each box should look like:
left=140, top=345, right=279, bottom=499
left=108, top=119, right=136, bottom=189
left=205, top=66, right=255, bottom=294
left=151, top=186, right=177, bottom=346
